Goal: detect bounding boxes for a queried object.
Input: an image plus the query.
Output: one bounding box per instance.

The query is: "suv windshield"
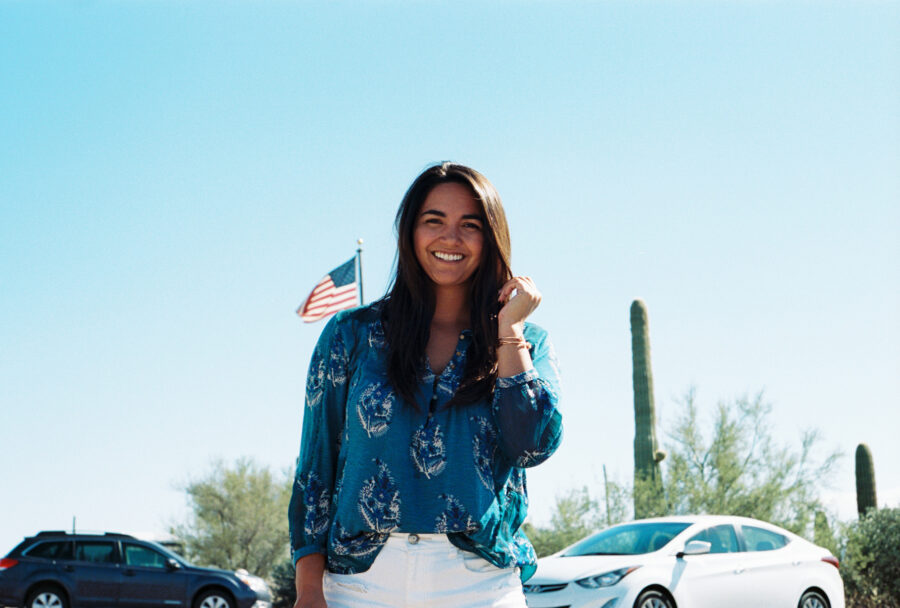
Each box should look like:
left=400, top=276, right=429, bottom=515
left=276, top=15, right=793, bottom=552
left=563, top=522, right=692, bottom=556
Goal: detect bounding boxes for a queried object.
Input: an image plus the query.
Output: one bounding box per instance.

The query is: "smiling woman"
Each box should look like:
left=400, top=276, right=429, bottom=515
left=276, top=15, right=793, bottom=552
left=288, top=162, right=563, bottom=608
left=413, top=182, right=485, bottom=292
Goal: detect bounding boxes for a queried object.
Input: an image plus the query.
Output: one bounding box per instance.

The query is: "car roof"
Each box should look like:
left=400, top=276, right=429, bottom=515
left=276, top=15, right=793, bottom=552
left=611, top=515, right=799, bottom=537
left=26, top=531, right=138, bottom=541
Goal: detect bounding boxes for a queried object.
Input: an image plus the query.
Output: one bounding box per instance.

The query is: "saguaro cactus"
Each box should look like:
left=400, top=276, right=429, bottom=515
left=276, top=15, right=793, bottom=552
left=631, top=299, right=665, bottom=518
left=855, top=443, right=877, bottom=516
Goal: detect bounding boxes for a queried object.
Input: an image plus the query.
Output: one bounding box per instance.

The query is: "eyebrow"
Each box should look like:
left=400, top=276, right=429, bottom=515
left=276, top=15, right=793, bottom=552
left=420, top=209, right=483, bottom=221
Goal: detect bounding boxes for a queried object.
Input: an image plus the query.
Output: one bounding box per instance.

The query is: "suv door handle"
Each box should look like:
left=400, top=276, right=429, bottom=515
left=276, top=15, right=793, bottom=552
left=123, top=569, right=136, bottom=576
left=63, top=565, right=74, bottom=572
left=734, top=568, right=745, bottom=574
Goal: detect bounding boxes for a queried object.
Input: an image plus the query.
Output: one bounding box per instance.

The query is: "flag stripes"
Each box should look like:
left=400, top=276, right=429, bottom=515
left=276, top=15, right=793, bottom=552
left=297, top=257, right=359, bottom=323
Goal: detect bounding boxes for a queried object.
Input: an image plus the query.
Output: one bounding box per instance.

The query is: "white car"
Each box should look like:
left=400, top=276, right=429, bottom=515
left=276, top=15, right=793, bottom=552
left=524, top=515, right=843, bottom=608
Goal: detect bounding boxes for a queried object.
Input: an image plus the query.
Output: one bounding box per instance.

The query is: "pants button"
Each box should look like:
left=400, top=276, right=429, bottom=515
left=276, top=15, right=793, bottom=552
left=408, top=533, right=420, bottom=544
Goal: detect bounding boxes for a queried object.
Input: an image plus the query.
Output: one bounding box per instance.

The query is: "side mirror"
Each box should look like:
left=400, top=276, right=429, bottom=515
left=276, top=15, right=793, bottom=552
left=166, top=558, right=182, bottom=571
left=677, top=540, right=711, bottom=558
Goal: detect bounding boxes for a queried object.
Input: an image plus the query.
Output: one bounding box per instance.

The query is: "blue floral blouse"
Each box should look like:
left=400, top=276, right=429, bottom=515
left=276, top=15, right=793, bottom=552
left=288, top=303, right=562, bottom=582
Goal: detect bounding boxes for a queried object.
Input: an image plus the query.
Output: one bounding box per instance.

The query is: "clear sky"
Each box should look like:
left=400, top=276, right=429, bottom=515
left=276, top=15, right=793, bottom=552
left=2, top=1, right=898, bottom=555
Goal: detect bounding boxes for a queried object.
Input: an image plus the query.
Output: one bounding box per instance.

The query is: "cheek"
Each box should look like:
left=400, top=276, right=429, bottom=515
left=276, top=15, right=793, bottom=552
left=413, top=229, right=429, bottom=263
left=469, top=234, right=485, bottom=260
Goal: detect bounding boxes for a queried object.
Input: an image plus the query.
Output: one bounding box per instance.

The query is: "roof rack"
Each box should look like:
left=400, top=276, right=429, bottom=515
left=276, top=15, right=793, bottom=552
left=33, top=531, right=136, bottom=539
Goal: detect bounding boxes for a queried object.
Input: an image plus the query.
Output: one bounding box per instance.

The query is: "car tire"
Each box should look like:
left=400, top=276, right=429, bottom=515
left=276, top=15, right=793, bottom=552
left=634, top=588, right=675, bottom=608
left=194, top=589, right=235, bottom=608
left=799, top=590, right=829, bottom=608
left=26, top=585, right=68, bottom=608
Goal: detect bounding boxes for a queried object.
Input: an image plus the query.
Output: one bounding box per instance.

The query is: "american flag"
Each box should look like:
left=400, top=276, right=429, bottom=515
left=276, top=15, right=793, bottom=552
left=297, top=257, right=359, bottom=323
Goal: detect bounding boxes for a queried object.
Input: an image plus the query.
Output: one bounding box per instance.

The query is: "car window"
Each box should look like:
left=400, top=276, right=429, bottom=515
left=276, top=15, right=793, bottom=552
left=687, top=525, right=740, bottom=553
left=123, top=544, right=168, bottom=568
left=742, top=526, right=788, bottom=551
left=25, top=541, right=73, bottom=560
left=74, top=541, right=117, bottom=564
left=563, top=522, right=692, bottom=556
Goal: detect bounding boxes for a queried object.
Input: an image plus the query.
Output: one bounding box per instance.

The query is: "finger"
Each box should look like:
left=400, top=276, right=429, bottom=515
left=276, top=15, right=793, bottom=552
left=499, top=276, right=536, bottom=302
left=498, top=277, right=523, bottom=301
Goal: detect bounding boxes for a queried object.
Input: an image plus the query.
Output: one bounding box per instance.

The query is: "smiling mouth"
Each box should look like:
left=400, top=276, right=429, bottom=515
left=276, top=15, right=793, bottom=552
left=432, top=251, right=464, bottom=262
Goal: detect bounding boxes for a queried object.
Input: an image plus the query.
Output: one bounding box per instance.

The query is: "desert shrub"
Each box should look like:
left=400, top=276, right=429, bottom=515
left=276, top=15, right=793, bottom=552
left=841, top=508, right=900, bottom=608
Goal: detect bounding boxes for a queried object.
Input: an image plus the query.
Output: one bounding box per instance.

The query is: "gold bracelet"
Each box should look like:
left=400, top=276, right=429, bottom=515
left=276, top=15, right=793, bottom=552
left=498, top=336, right=531, bottom=350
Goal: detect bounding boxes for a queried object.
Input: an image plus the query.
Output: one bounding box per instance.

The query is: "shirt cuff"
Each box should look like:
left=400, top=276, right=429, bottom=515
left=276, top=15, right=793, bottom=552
left=496, top=367, right=538, bottom=389
left=292, top=545, right=325, bottom=567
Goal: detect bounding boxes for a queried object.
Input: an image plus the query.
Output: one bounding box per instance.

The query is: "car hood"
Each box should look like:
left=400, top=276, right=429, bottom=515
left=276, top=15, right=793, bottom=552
left=183, top=564, right=239, bottom=578
left=530, top=554, right=653, bottom=583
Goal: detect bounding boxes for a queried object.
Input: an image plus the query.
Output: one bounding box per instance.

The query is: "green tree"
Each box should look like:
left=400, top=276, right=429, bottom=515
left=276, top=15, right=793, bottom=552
left=660, top=389, right=840, bottom=534
left=813, top=510, right=839, bottom=558
left=170, top=458, right=291, bottom=578
left=524, top=483, right=630, bottom=557
left=841, top=508, right=900, bottom=608
left=270, top=557, right=297, bottom=608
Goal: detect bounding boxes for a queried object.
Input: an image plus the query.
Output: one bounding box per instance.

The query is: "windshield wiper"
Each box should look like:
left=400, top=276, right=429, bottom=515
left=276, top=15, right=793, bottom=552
left=574, top=551, right=628, bottom=556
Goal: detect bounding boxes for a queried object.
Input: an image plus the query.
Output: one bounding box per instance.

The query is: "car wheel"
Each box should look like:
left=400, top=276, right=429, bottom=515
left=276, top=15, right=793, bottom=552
left=194, top=589, right=235, bottom=608
left=799, top=590, right=829, bottom=608
left=634, top=588, right=675, bottom=608
left=26, top=586, right=68, bottom=608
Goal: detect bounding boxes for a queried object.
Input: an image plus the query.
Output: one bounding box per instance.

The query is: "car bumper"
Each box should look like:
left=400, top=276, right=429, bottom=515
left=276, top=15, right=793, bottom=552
left=526, top=585, right=627, bottom=608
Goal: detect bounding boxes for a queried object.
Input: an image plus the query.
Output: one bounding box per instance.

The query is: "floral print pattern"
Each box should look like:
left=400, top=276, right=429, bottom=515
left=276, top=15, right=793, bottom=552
left=410, top=420, right=447, bottom=478
left=305, top=355, right=327, bottom=409
left=471, top=415, right=499, bottom=491
left=358, top=459, right=401, bottom=533
left=327, top=329, right=348, bottom=387
left=356, top=382, right=395, bottom=437
left=297, top=472, right=331, bottom=538
left=435, top=494, right=478, bottom=533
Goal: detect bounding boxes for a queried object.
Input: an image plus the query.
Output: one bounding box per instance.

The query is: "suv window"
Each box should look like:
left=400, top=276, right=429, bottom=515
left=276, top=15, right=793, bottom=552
left=123, top=543, right=168, bottom=568
left=687, top=525, right=740, bottom=553
left=742, top=525, right=788, bottom=551
left=74, top=541, right=117, bottom=564
left=25, top=541, right=73, bottom=560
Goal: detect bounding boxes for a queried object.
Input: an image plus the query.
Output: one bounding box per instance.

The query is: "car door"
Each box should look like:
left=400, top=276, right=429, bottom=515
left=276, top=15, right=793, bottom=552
left=736, top=525, right=800, bottom=605
left=71, top=540, right=121, bottom=608
left=674, top=524, right=755, bottom=608
left=21, top=541, right=75, bottom=591
left=119, top=542, right=188, bottom=608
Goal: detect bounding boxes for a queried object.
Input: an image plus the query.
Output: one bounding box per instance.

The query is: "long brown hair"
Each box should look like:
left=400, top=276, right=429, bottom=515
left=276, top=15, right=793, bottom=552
left=379, top=162, right=512, bottom=407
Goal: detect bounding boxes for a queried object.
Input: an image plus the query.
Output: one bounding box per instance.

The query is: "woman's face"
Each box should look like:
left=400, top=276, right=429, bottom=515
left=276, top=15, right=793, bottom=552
left=413, top=182, right=485, bottom=290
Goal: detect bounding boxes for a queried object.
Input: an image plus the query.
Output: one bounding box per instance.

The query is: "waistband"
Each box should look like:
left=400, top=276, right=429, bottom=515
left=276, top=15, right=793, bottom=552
left=386, top=533, right=452, bottom=547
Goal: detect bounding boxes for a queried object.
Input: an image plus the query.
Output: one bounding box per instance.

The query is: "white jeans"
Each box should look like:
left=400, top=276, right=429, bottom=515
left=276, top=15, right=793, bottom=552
left=323, top=533, right=528, bottom=608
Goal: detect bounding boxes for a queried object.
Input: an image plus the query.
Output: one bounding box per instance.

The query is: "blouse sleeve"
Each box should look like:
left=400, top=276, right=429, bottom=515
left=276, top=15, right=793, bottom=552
left=288, top=314, right=350, bottom=566
left=491, top=325, right=563, bottom=468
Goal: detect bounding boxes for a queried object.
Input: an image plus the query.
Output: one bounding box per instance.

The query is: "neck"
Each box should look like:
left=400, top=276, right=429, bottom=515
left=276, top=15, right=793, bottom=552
left=431, top=284, right=470, bottom=330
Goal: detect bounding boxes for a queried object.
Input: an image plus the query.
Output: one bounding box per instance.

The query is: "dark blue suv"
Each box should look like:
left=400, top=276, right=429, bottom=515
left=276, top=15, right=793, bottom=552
left=0, top=531, right=271, bottom=608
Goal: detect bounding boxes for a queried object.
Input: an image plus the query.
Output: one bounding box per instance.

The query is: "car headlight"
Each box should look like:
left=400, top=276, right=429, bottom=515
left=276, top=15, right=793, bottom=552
left=575, top=566, right=640, bottom=588
left=235, top=569, right=270, bottom=594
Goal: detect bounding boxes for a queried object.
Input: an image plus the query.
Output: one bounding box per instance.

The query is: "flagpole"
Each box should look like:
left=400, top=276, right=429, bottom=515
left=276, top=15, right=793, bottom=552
left=356, top=238, right=365, bottom=305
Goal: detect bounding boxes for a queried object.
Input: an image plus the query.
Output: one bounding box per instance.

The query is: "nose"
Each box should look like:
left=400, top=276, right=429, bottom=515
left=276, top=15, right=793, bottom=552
left=440, top=223, right=462, bottom=242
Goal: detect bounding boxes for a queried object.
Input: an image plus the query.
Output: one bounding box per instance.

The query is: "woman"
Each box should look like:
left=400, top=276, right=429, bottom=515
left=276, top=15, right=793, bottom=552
left=289, top=162, right=562, bottom=607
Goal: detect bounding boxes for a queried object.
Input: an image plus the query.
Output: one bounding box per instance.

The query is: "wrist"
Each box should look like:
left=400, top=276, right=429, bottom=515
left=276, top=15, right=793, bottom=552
left=498, top=320, right=525, bottom=338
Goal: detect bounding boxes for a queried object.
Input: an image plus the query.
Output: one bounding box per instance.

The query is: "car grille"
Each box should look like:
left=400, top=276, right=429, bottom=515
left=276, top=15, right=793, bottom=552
left=523, top=582, right=568, bottom=593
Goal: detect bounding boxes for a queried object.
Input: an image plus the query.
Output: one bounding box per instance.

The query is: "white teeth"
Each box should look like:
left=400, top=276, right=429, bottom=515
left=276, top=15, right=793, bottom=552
left=433, top=251, right=463, bottom=262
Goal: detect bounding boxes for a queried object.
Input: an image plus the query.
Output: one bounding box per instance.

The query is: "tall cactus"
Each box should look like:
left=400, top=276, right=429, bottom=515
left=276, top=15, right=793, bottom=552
left=631, top=299, right=665, bottom=518
left=855, top=443, right=877, bottom=516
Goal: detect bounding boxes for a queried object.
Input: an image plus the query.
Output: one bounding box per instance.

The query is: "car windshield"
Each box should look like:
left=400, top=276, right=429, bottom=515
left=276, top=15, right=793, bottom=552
left=562, top=522, right=692, bottom=556
left=142, top=541, right=194, bottom=567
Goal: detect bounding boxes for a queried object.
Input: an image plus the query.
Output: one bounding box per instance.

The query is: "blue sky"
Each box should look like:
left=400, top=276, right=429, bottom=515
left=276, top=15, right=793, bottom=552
left=1, top=1, right=898, bottom=554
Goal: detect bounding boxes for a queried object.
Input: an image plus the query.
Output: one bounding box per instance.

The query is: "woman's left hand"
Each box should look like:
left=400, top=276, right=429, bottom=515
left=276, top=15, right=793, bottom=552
left=497, top=276, right=541, bottom=333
